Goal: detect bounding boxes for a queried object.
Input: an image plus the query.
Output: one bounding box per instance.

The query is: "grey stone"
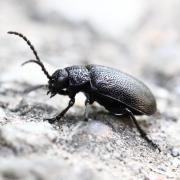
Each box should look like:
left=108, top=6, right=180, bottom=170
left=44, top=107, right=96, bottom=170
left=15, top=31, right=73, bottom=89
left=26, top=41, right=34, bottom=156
left=0, top=122, right=58, bottom=154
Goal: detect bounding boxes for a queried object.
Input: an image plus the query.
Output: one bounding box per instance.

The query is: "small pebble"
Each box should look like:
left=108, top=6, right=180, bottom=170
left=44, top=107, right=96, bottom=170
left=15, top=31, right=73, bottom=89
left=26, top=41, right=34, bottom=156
left=170, top=148, right=180, bottom=157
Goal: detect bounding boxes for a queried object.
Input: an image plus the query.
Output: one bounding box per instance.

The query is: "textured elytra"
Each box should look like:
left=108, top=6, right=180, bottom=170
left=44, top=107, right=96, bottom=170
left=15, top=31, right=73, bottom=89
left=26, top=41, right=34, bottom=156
left=86, top=65, right=157, bottom=115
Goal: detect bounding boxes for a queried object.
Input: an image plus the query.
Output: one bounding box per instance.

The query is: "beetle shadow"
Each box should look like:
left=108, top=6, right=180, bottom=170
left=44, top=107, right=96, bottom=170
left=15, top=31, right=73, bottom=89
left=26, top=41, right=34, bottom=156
left=56, top=108, right=135, bottom=134
left=94, top=111, right=135, bottom=133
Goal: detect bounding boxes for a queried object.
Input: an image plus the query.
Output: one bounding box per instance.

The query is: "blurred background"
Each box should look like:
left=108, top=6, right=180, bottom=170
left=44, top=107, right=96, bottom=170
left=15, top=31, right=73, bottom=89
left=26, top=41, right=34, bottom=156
left=0, top=0, right=180, bottom=179
left=1, top=0, right=180, bottom=90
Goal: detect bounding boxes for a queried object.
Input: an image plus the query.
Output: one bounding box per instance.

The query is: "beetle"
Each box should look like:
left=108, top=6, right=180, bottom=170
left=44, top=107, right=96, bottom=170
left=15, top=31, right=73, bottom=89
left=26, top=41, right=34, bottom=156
left=8, top=31, right=160, bottom=151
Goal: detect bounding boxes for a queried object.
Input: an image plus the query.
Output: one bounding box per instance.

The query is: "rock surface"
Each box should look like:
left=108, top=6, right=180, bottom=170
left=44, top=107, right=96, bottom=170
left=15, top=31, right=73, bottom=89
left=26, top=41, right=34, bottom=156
left=0, top=0, right=180, bottom=179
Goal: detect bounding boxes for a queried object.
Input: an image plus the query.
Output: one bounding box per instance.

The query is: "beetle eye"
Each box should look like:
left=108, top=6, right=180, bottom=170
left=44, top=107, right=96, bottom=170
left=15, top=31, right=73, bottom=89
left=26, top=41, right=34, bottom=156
left=50, top=79, right=55, bottom=84
left=58, top=77, right=65, bottom=82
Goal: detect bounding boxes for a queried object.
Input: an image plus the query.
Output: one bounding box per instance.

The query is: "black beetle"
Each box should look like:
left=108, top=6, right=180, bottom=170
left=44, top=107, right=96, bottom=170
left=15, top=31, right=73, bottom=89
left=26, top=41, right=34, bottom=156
left=8, top=31, right=160, bottom=151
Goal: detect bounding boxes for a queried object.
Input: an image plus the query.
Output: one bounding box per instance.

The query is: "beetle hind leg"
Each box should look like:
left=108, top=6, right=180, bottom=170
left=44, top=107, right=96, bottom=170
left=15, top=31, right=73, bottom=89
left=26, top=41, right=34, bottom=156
left=125, top=108, right=161, bottom=152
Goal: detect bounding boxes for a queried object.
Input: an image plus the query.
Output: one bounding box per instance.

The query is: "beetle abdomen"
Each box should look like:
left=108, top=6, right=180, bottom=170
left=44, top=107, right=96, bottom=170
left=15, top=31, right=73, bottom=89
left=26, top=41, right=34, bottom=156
left=92, top=92, right=142, bottom=115
left=86, top=65, right=156, bottom=115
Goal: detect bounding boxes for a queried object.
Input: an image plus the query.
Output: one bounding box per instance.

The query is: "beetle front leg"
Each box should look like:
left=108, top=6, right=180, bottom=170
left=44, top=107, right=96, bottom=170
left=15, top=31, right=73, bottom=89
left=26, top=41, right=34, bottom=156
left=23, top=84, right=48, bottom=94
left=125, top=108, right=161, bottom=152
left=44, top=97, right=75, bottom=124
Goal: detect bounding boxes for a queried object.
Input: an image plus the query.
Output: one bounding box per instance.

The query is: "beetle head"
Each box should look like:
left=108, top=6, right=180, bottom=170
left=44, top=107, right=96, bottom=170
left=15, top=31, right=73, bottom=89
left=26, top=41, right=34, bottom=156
left=47, top=69, right=69, bottom=98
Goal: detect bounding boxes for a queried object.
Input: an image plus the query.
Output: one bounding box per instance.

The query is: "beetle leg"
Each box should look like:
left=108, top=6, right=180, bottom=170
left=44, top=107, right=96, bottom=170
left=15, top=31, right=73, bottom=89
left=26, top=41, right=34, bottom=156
left=44, top=97, right=75, bottom=124
left=58, top=90, right=68, bottom=95
left=125, top=108, right=161, bottom=152
left=84, top=93, right=95, bottom=121
left=84, top=99, right=90, bottom=121
left=22, top=84, right=48, bottom=94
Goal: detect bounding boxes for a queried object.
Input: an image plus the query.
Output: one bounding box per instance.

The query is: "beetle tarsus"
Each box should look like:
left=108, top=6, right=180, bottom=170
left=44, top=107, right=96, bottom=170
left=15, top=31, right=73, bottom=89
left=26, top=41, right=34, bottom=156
left=125, top=108, right=161, bottom=152
left=43, top=117, right=57, bottom=124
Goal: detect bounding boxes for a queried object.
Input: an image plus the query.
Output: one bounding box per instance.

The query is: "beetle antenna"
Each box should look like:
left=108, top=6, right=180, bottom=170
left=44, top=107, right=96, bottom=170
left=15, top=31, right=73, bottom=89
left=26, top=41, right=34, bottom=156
left=22, top=59, right=51, bottom=80
left=8, top=31, right=40, bottom=61
left=8, top=31, right=51, bottom=80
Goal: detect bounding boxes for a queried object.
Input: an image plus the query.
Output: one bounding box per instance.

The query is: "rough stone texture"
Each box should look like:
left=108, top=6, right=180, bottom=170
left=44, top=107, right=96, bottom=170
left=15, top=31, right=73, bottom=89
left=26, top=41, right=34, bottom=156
left=0, top=0, right=180, bottom=179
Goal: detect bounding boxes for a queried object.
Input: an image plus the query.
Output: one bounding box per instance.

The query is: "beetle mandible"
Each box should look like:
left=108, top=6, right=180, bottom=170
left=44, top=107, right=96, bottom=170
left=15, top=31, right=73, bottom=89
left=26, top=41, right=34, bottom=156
left=8, top=31, right=160, bottom=151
